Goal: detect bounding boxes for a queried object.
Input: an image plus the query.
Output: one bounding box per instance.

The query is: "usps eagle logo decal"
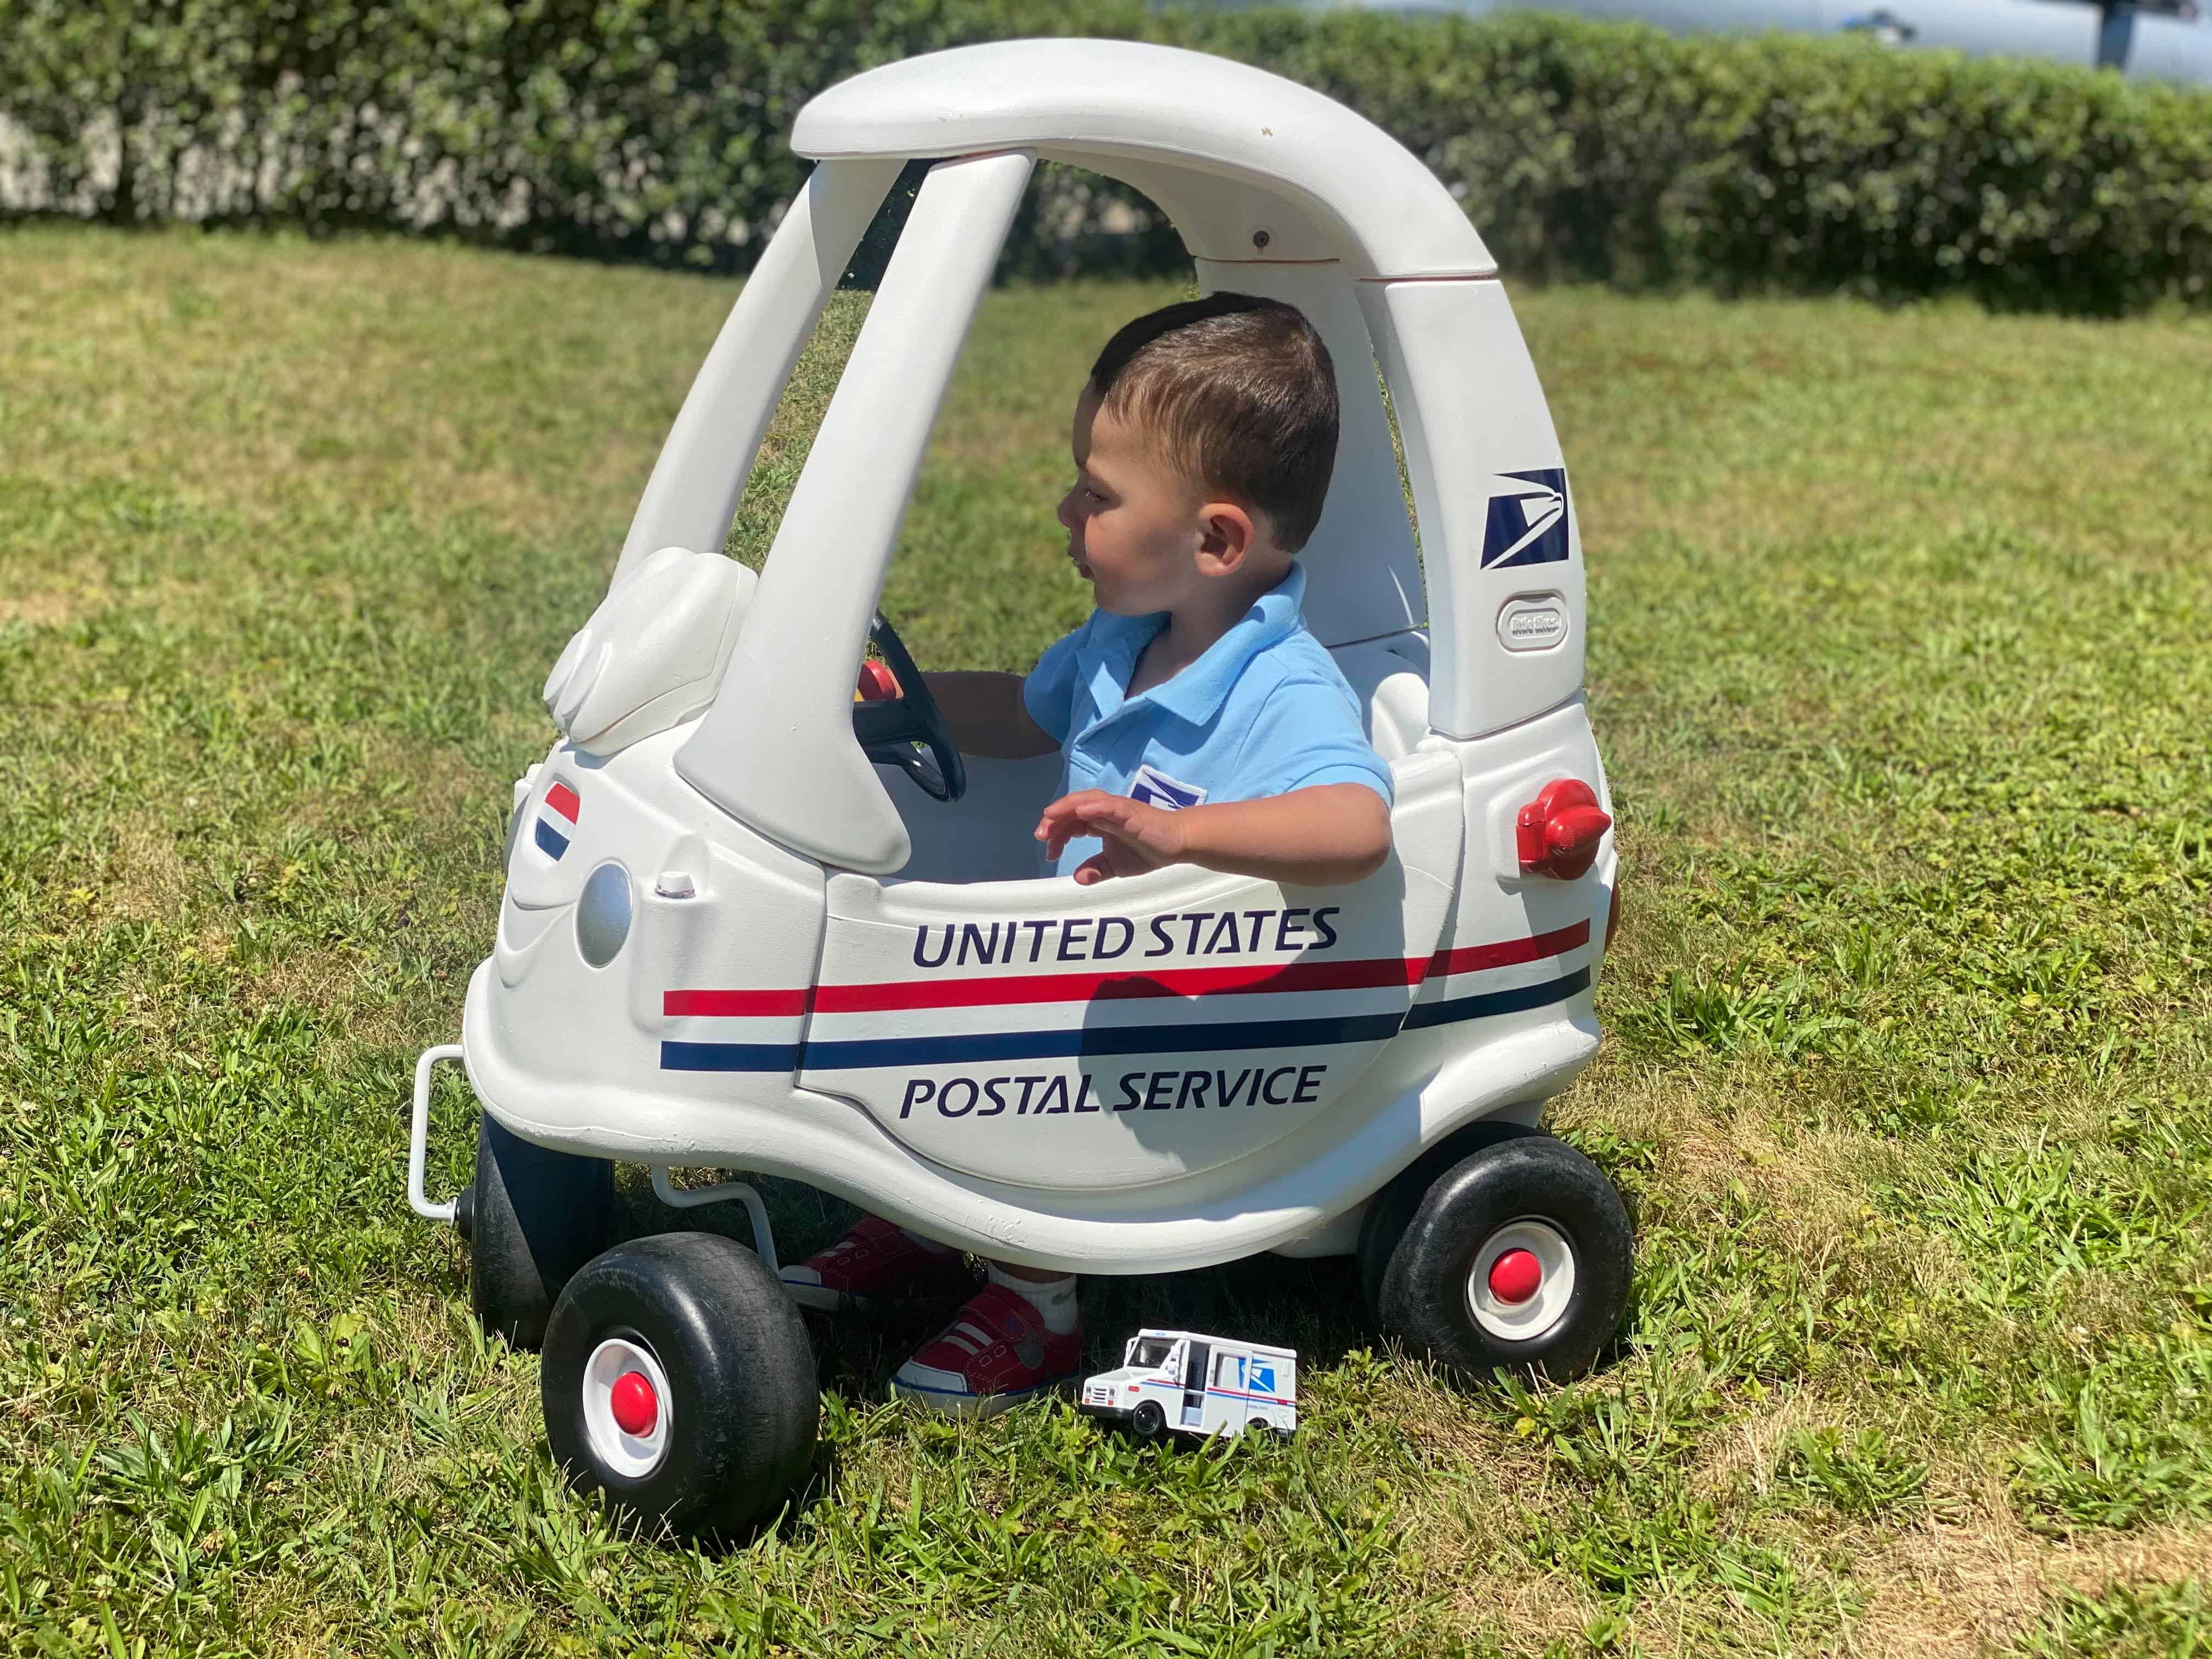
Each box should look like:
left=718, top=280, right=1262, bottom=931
left=1129, top=764, right=1207, bottom=811
left=1480, top=469, right=1571, bottom=569
left=534, top=780, right=580, bottom=860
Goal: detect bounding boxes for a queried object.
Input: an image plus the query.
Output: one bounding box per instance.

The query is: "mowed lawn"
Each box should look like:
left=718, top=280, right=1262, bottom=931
left=2, top=223, right=2209, bottom=1659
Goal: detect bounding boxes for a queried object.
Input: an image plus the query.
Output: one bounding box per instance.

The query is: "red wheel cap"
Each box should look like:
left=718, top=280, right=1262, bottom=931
left=1488, top=1248, right=1542, bottom=1305
left=610, top=1370, right=658, bottom=1437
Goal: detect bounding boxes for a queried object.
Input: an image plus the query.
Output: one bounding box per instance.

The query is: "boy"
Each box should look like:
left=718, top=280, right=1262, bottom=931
left=782, top=293, right=1395, bottom=1414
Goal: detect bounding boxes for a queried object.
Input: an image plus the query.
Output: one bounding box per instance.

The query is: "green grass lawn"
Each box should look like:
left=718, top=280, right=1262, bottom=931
left=2, top=223, right=2209, bottom=1658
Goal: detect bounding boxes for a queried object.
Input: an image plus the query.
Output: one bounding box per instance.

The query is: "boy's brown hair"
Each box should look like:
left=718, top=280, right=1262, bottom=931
left=1089, top=294, right=1338, bottom=554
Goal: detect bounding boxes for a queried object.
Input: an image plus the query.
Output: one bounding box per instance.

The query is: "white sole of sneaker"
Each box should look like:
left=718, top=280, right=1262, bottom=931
left=887, top=1374, right=1071, bottom=1419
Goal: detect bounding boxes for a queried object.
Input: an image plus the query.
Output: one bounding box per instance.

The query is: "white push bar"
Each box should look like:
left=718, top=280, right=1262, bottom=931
left=408, top=1044, right=468, bottom=1224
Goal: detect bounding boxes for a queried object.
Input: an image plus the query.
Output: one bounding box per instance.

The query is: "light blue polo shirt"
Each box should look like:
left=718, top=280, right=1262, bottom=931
left=1022, top=564, right=1395, bottom=877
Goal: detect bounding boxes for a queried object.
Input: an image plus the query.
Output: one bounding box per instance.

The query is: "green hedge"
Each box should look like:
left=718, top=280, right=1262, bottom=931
left=6, top=0, right=2212, bottom=312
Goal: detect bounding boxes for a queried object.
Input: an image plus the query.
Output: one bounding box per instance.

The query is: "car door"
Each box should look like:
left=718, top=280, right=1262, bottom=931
left=797, top=749, right=1464, bottom=1190
left=1180, top=1341, right=1212, bottom=1429
left=1212, top=1350, right=1251, bottom=1435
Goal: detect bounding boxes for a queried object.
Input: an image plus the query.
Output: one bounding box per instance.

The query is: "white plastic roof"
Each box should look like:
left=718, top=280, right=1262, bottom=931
left=791, top=38, right=1496, bottom=280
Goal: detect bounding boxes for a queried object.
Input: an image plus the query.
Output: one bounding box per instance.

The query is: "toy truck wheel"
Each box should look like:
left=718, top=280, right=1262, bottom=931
left=1367, top=1132, right=1631, bottom=1383
left=469, top=1111, right=613, bottom=1350
left=1130, top=1401, right=1167, bottom=1441
left=541, top=1232, right=818, bottom=1539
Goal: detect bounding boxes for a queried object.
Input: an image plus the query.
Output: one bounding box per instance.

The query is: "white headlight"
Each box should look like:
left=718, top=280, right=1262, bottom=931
left=576, top=863, right=633, bottom=967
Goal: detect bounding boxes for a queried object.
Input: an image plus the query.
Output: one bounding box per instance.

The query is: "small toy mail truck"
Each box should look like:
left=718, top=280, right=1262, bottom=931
left=1081, top=1330, right=1298, bottom=1440
left=403, top=37, right=1634, bottom=1541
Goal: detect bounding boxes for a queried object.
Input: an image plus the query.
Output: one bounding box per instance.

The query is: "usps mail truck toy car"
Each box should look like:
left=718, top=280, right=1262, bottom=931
left=1081, top=1331, right=1299, bottom=1441
left=403, top=38, right=1631, bottom=1538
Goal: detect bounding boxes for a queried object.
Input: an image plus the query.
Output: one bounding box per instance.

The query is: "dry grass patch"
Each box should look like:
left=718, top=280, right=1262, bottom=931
left=1854, top=1504, right=2212, bottom=1658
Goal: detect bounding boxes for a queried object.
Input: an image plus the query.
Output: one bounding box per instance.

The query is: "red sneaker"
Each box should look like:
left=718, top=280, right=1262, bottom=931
left=779, top=1217, right=972, bottom=1313
left=890, top=1282, right=1082, bottom=1418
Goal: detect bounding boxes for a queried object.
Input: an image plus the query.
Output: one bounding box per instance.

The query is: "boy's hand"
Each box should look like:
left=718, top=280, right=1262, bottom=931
left=1039, top=783, right=1392, bottom=888
left=1036, top=791, right=1190, bottom=886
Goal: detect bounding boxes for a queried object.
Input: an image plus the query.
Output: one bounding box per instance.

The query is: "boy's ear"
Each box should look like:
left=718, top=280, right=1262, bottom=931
left=1195, top=501, right=1256, bottom=577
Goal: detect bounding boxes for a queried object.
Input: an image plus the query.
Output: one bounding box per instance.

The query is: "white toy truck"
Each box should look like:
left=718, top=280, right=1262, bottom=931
left=1081, top=1331, right=1299, bottom=1440
left=404, top=37, right=1632, bottom=1539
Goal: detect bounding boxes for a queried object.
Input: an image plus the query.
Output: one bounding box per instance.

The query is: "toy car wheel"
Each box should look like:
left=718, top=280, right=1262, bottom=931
left=1368, top=1132, right=1631, bottom=1383
left=469, top=1111, right=612, bottom=1350
left=1130, top=1401, right=1166, bottom=1441
left=541, top=1232, right=818, bottom=1539
left=1356, top=1119, right=1537, bottom=1319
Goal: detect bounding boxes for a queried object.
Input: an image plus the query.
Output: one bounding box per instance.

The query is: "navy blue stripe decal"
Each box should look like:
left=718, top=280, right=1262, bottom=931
left=799, top=1011, right=1407, bottom=1071
left=534, top=819, right=570, bottom=859
left=1402, top=967, right=1590, bottom=1029
left=662, top=1041, right=804, bottom=1073
left=657, top=970, right=1588, bottom=1074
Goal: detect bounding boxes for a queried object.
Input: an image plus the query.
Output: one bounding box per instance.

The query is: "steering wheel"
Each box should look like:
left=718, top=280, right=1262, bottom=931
left=852, top=611, right=968, bottom=803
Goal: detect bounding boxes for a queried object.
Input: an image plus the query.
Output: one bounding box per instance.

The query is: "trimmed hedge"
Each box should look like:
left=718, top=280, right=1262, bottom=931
left=5, top=0, right=2212, bottom=311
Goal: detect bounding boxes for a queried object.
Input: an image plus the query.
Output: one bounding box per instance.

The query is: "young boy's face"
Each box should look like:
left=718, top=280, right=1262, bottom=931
left=1058, top=386, right=1238, bottom=617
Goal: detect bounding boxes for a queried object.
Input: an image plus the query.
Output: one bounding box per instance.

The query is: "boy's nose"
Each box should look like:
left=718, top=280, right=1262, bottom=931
left=1056, top=492, right=1082, bottom=533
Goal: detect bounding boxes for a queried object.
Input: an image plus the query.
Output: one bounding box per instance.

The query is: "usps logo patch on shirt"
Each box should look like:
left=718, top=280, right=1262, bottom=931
left=1129, top=764, right=1208, bottom=811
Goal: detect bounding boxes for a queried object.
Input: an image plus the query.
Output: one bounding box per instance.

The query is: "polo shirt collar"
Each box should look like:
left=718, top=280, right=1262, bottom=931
left=1098, top=563, right=1306, bottom=730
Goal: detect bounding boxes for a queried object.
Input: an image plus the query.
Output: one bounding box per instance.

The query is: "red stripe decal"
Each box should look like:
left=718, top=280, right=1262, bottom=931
left=544, top=781, right=581, bottom=823
left=1422, top=919, right=1588, bottom=981
left=814, top=954, right=1414, bottom=1013
left=669, top=921, right=1590, bottom=1018
left=664, top=988, right=811, bottom=1018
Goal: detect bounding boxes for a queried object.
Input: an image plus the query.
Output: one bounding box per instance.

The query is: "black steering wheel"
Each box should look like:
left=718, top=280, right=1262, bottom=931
left=853, top=611, right=968, bottom=803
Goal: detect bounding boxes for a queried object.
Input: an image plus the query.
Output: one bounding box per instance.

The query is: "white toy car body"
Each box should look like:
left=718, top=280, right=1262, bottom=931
left=1081, top=1330, right=1299, bottom=1440
left=402, top=38, right=1637, bottom=1538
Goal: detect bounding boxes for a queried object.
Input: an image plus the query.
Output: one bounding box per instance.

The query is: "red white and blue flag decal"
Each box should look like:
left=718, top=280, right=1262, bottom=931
left=658, top=919, right=1591, bottom=1074
left=535, top=780, right=580, bottom=861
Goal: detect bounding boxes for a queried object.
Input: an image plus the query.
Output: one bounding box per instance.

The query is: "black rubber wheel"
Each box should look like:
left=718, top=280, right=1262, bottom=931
left=469, top=1111, right=612, bottom=1351
left=1369, top=1131, right=1632, bottom=1383
left=542, top=1232, right=819, bottom=1539
left=1130, top=1401, right=1166, bottom=1441
left=1356, top=1119, right=1538, bottom=1319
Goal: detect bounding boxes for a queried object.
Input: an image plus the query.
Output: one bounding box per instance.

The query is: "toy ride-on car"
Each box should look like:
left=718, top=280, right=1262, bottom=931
left=403, top=38, right=1630, bottom=1538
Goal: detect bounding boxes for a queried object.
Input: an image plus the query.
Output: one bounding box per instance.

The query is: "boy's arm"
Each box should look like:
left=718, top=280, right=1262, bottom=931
left=1037, top=783, right=1391, bottom=888
left=920, top=671, right=1059, bottom=759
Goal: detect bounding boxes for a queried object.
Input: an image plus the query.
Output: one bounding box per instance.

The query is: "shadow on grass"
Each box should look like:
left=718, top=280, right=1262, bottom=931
left=614, top=1169, right=1379, bottom=1400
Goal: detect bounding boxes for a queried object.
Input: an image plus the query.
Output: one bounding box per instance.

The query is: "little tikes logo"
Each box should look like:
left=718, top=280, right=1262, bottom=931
left=1480, top=470, right=1571, bottom=569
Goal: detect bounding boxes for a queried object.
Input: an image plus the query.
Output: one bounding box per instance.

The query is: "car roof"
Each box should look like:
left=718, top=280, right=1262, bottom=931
left=793, top=38, right=1494, bottom=280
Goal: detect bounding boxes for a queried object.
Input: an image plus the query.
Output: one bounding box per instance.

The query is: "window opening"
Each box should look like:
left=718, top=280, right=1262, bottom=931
left=719, top=288, right=872, bottom=574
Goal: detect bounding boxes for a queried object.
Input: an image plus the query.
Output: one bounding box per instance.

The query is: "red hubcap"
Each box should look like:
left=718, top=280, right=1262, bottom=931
left=1487, top=1248, right=1542, bottom=1305
left=610, top=1369, right=658, bottom=1437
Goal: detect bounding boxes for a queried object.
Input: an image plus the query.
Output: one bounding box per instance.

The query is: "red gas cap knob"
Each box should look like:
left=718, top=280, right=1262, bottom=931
left=610, top=1370, right=658, bottom=1437
left=855, top=659, right=900, bottom=702
left=1516, top=780, right=1611, bottom=881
